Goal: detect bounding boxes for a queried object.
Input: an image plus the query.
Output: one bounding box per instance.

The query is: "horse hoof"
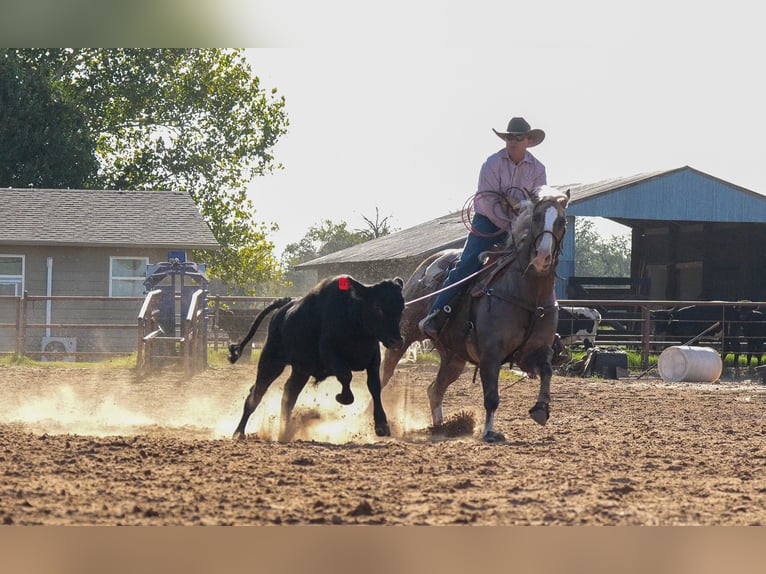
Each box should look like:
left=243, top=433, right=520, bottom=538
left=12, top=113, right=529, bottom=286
left=335, top=391, right=354, bottom=405
left=529, top=402, right=549, bottom=426
left=482, top=430, right=506, bottom=443
left=375, top=423, right=391, bottom=437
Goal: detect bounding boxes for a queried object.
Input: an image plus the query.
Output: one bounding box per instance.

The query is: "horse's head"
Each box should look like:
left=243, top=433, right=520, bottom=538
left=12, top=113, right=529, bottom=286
left=510, top=185, right=569, bottom=275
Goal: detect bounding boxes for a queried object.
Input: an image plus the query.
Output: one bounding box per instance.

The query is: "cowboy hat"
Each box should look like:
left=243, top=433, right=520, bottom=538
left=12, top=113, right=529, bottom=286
left=492, top=117, right=545, bottom=147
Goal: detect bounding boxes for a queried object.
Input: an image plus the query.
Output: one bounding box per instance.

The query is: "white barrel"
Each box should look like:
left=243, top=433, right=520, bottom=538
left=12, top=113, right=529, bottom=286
left=658, top=345, right=722, bottom=382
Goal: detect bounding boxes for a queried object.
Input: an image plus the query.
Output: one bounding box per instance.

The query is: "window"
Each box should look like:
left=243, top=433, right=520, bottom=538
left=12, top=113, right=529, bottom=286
left=0, top=255, right=24, bottom=296
left=110, top=257, right=148, bottom=297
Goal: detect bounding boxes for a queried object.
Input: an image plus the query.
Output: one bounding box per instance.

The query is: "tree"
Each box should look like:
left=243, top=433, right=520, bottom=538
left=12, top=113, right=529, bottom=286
left=574, top=218, right=631, bottom=277
left=361, top=207, right=397, bottom=239
left=0, top=52, right=98, bottom=188
left=281, top=220, right=370, bottom=267
left=279, top=212, right=398, bottom=295
left=1, top=49, right=289, bottom=293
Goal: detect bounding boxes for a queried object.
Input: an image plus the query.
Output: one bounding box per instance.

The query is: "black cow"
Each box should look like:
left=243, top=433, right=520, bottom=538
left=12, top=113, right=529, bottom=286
left=734, top=306, right=766, bottom=368
left=229, top=275, right=405, bottom=441
left=651, top=304, right=740, bottom=360
left=557, top=306, right=601, bottom=348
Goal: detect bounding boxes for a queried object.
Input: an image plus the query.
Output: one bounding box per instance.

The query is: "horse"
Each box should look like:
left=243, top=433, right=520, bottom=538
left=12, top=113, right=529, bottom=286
left=381, top=186, right=570, bottom=443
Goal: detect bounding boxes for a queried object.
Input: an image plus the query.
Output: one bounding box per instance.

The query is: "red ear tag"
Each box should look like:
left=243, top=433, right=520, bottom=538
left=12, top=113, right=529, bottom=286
left=338, top=276, right=350, bottom=290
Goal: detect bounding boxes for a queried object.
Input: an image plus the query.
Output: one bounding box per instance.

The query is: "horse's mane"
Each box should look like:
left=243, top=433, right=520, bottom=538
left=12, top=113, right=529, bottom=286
left=507, top=185, right=568, bottom=249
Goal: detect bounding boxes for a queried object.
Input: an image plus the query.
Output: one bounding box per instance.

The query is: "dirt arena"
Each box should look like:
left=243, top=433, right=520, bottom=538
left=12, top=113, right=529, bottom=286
left=2, top=358, right=766, bottom=526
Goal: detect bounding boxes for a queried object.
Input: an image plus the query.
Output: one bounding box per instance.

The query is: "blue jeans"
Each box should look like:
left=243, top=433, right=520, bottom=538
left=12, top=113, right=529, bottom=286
left=429, top=214, right=507, bottom=313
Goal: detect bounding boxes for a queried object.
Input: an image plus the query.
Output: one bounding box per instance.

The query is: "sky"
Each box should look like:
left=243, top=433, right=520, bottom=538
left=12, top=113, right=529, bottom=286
left=234, top=1, right=766, bottom=256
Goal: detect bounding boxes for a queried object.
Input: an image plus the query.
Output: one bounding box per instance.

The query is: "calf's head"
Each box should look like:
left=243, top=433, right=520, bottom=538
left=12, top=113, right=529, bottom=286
left=346, top=276, right=405, bottom=349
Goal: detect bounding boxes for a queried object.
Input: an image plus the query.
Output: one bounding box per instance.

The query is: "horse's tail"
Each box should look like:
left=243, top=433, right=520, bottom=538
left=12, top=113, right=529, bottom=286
left=228, top=297, right=292, bottom=364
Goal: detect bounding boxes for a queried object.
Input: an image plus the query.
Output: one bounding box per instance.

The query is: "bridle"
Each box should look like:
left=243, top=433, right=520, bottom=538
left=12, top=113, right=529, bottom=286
left=516, top=198, right=567, bottom=276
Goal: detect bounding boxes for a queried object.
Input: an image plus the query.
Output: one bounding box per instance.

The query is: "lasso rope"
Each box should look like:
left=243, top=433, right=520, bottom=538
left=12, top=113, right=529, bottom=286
left=403, top=187, right=535, bottom=307
left=403, top=260, right=498, bottom=307
left=461, top=188, right=534, bottom=238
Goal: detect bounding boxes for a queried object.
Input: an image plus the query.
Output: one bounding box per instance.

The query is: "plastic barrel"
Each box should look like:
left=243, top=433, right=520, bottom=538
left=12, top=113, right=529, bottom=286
left=657, top=345, right=723, bottom=382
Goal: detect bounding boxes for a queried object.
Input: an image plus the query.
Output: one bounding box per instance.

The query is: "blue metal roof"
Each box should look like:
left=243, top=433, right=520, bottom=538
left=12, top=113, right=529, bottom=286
left=558, top=166, right=766, bottom=223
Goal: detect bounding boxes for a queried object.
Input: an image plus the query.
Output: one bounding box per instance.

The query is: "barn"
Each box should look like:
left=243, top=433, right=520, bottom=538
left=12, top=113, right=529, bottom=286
left=0, top=188, right=219, bottom=358
left=295, top=166, right=766, bottom=302
left=563, top=166, right=766, bottom=302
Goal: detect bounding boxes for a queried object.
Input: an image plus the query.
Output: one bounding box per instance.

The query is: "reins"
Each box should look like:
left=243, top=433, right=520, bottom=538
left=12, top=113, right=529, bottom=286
left=403, top=259, right=499, bottom=307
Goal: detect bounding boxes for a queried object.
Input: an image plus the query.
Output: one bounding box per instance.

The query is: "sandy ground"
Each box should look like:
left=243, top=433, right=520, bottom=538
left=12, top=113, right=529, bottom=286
left=2, top=358, right=766, bottom=526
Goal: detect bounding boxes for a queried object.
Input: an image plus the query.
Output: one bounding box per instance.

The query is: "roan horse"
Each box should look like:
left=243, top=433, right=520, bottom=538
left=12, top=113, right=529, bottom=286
left=381, top=186, right=570, bottom=442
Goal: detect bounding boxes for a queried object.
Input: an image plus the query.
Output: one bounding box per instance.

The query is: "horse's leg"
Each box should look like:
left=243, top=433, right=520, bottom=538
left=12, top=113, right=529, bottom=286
left=478, top=354, right=506, bottom=443
left=527, top=346, right=553, bottom=426
left=381, top=331, right=420, bottom=389
left=278, top=370, right=311, bottom=442
left=427, top=356, right=465, bottom=427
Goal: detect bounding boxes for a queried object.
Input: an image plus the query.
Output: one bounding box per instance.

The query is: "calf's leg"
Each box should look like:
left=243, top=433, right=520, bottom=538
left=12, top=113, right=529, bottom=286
left=365, top=357, right=390, bottom=437
left=232, top=348, right=286, bottom=440
left=334, top=369, right=355, bottom=405
left=278, top=370, right=311, bottom=442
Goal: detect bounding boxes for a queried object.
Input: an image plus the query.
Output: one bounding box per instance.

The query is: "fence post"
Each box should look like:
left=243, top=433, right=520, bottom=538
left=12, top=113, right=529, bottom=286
left=641, top=303, right=651, bottom=370
left=213, top=295, right=220, bottom=352
left=19, top=291, right=29, bottom=360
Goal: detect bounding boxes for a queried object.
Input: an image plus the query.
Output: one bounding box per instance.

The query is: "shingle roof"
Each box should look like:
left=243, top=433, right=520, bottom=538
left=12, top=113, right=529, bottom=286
left=1, top=188, right=220, bottom=249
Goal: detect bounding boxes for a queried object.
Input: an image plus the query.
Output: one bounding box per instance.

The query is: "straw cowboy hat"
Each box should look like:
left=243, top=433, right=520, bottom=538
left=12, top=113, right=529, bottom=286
left=492, top=117, right=545, bottom=147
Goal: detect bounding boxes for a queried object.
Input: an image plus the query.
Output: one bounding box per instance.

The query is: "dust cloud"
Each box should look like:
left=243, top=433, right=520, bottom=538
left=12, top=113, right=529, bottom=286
left=0, top=365, right=434, bottom=444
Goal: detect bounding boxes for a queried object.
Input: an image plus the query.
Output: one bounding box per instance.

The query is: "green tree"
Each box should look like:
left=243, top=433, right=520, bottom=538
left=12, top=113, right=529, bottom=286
left=1, top=49, right=288, bottom=293
left=279, top=212, right=398, bottom=295
left=0, top=52, right=98, bottom=188
left=282, top=220, right=370, bottom=267
left=574, top=218, right=631, bottom=276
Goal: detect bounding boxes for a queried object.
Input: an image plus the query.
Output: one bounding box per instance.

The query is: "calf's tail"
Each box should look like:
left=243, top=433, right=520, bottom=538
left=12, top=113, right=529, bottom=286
left=228, top=297, right=292, bottom=364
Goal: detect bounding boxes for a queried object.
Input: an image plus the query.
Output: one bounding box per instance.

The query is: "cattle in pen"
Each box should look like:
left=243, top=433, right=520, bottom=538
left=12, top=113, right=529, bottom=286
left=557, top=306, right=601, bottom=348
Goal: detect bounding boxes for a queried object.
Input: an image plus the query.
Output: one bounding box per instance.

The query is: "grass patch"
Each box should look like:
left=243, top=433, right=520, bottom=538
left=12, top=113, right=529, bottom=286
left=0, top=353, right=137, bottom=368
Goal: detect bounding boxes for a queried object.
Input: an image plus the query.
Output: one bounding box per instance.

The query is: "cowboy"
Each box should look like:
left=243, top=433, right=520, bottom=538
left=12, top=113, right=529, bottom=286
left=418, top=116, right=569, bottom=365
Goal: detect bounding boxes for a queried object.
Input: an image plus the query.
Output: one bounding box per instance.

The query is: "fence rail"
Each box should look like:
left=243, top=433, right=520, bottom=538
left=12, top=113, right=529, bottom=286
left=1, top=294, right=765, bottom=370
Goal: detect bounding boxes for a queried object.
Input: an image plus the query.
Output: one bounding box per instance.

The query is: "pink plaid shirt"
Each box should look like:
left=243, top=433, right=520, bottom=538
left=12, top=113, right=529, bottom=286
left=473, top=148, right=547, bottom=232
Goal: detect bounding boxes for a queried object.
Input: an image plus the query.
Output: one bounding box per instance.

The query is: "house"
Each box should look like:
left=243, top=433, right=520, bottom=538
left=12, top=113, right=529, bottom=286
left=0, top=188, right=220, bottom=357
left=294, top=166, right=766, bottom=302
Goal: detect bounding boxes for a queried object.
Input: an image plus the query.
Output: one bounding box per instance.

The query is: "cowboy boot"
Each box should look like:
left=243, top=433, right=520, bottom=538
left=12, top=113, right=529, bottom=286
left=418, top=307, right=451, bottom=340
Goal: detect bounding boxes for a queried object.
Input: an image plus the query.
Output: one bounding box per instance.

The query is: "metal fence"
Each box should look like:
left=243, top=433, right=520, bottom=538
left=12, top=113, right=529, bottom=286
left=1, top=294, right=764, bottom=370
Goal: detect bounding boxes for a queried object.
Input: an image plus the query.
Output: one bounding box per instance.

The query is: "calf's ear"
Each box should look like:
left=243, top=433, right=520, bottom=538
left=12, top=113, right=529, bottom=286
left=393, top=277, right=404, bottom=288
